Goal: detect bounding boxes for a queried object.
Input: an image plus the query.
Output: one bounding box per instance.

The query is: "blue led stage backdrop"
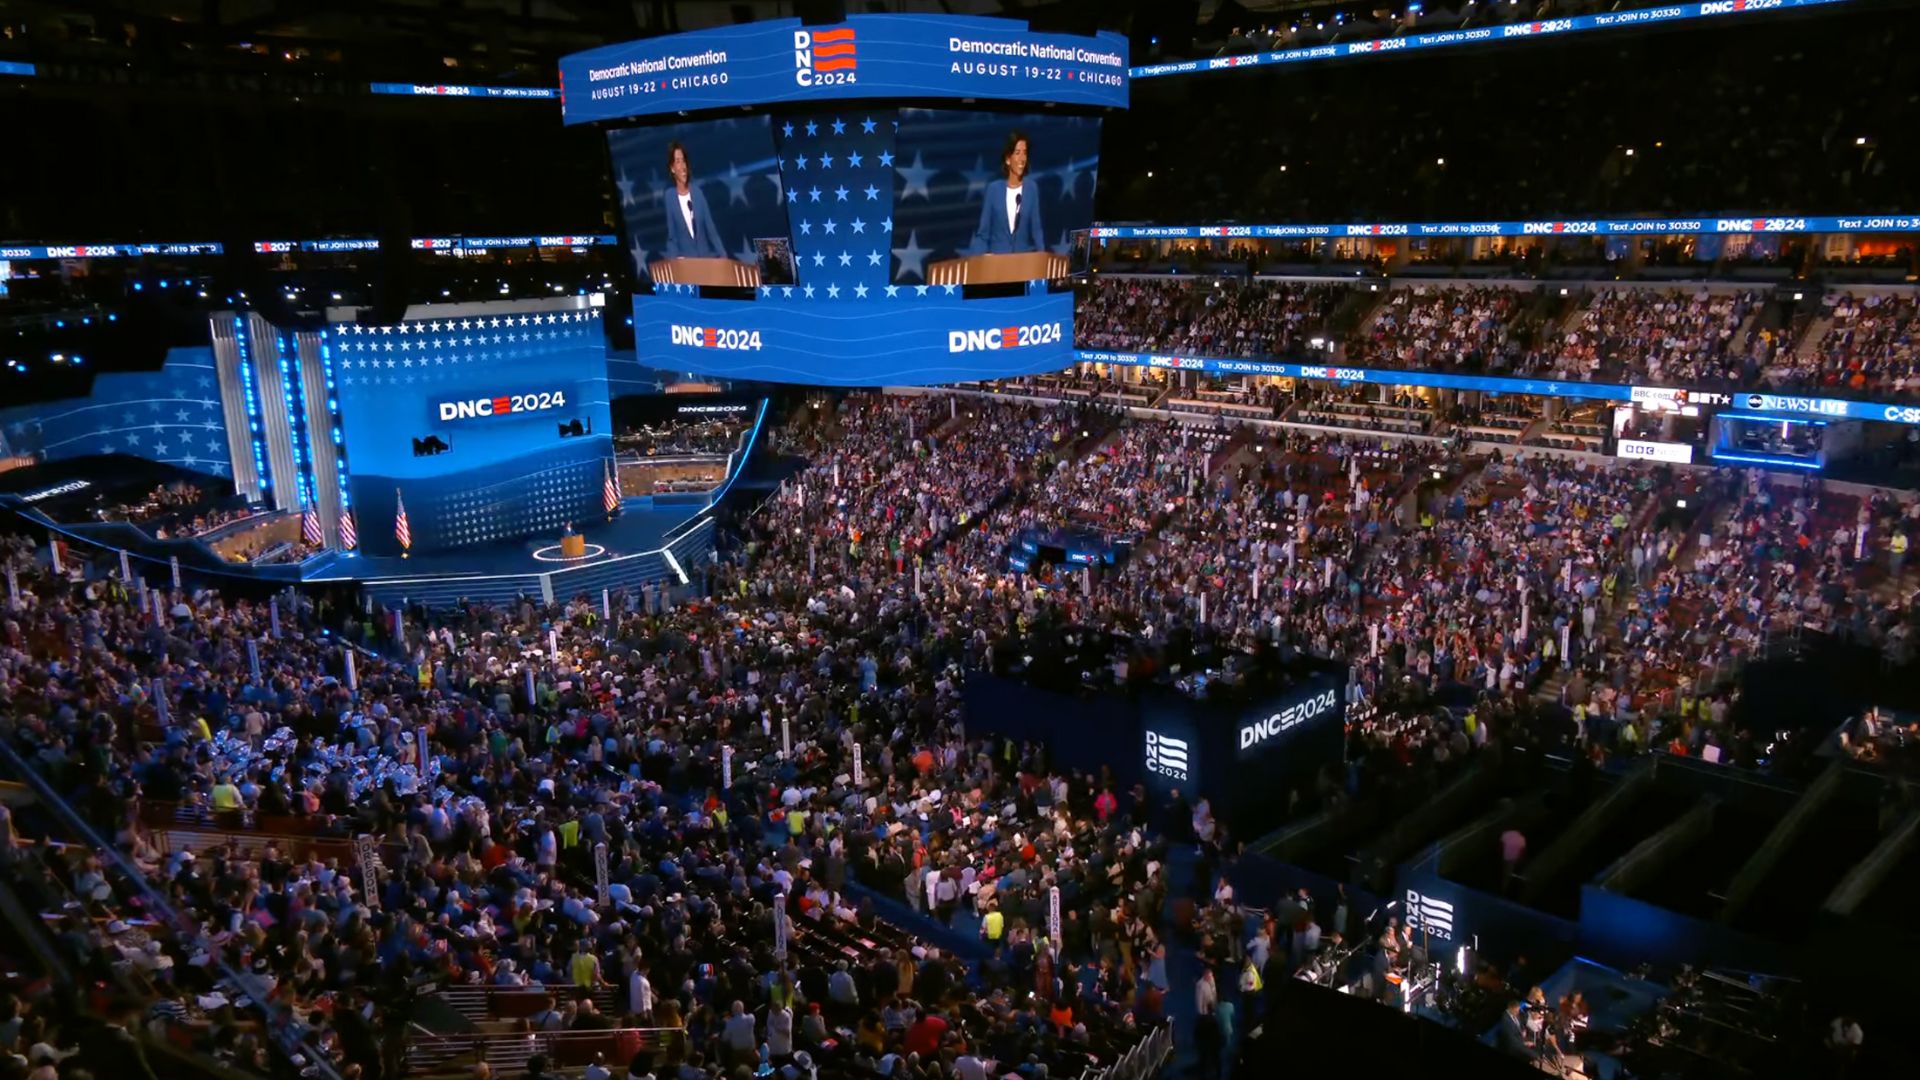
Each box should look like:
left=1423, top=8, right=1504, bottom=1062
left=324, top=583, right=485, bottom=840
left=330, top=301, right=612, bottom=556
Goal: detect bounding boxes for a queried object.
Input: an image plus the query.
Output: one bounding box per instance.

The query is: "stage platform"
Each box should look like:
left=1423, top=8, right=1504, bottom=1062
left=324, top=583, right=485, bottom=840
left=2, top=467, right=723, bottom=611
left=302, top=501, right=713, bottom=608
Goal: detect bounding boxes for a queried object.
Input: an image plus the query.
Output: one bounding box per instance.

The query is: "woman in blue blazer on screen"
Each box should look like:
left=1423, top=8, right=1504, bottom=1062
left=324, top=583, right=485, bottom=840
left=661, top=141, right=726, bottom=259
left=972, top=130, right=1045, bottom=254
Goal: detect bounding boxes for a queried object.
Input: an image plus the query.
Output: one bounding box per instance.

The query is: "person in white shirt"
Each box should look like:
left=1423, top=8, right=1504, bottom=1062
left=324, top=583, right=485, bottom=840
left=766, top=1004, right=793, bottom=1058
left=628, top=962, right=654, bottom=1022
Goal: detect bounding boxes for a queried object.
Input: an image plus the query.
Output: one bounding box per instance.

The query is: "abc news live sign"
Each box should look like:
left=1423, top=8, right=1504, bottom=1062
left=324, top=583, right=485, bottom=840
left=557, top=14, right=1128, bottom=125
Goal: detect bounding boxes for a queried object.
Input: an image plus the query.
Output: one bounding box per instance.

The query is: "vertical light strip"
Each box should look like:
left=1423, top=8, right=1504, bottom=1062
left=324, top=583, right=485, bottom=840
left=276, top=330, right=314, bottom=509
left=319, top=331, right=351, bottom=515
left=233, top=315, right=271, bottom=495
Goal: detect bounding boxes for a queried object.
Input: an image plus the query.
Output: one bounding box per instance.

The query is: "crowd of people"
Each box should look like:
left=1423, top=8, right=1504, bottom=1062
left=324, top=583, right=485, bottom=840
left=1345, top=285, right=1545, bottom=377
left=1, top=391, right=1918, bottom=1080
left=1763, top=292, right=1920, bottom=400
left=1073, top=277, right=1920, bottom=409
left=1073, top=279, right=1342, bottom=360
left=1548, top=288, right=1764, bottom=388
left=615, top=418, right=751, bottom=460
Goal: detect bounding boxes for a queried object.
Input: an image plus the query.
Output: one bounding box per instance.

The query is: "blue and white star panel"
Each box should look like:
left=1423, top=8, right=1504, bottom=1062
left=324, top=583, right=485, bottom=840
left=890, top=110, right=1100, bottom=283
left=329, top=297, right=613, bottom=556
left=608, top=117, right=789, bottom=285
left=0, top=347, right=232, bottom=476
left=774, top=111, right=898, bottom=301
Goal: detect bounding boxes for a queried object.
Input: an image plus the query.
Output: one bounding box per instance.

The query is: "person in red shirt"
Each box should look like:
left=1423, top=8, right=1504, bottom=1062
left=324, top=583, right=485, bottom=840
left=903, top=1010, right=947, bottom=1057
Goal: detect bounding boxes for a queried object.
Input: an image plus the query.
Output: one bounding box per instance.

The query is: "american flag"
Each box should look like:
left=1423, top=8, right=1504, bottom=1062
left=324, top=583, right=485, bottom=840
left=394, top=488, right=412, bottom=551
left=339, top=507, right=358, bottom=550
left=301, top=499, right=323, bottom=547
left=604, top=458, right=620, bottom=516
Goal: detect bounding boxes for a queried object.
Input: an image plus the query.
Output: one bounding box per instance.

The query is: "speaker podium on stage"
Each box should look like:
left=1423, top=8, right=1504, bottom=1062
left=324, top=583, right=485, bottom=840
left=560, top=520, right=586, bottom=560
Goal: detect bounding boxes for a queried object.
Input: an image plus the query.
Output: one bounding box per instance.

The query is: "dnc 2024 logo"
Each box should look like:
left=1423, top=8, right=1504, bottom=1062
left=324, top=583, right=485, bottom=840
left=1144, top=730, right=1189, bottom=782
left=794, top=28, right=858, bottom=87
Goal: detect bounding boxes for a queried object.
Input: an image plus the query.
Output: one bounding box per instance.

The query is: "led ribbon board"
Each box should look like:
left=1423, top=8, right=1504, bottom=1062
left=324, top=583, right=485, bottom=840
left=1130, top=0, right=1851, bottom=80
left=1086, top=213, right=1920, bottom=238
left=1074, top=350, right=1920, bottom=426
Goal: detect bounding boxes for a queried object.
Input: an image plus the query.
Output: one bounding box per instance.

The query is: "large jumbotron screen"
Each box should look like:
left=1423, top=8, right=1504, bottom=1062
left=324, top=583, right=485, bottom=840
left=575, top=15, right=1126, bottom=386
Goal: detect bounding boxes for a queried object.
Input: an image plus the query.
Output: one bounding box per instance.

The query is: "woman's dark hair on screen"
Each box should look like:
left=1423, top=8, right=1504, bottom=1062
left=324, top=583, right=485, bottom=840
left=1001, top=130, right=1030, bottom=177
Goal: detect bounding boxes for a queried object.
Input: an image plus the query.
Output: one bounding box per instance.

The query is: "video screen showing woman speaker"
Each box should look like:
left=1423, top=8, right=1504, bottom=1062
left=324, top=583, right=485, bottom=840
left=607, top=117, right=795, bottom=288
left=889, top=110, right=1103, bottom=286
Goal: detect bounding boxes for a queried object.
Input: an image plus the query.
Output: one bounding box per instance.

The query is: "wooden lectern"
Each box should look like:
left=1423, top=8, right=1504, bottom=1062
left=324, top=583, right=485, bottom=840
left=926, top=251, right=1070, bottom=286
left=560, top=533, right=587, bottom=559
left=649, top=257, right=760, bottom=288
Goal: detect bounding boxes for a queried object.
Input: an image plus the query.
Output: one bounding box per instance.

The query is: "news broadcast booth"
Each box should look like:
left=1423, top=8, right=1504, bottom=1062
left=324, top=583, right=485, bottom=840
left=963, top=653, right=1347, bottom=839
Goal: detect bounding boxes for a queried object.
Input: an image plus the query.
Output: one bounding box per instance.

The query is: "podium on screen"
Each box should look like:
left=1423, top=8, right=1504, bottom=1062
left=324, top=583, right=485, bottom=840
left=926, top=251, right=1069, bottom=286
left=649, top=257, right=760, bottom=288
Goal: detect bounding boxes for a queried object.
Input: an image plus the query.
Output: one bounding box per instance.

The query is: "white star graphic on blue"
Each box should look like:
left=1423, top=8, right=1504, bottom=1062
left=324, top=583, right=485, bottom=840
left=794, top=155, right=808, bottom=170
left=831, top=117, right=846, bottom=135
left=617, top=170, right=637, bottom=207
left=868, top=249, right=883, bottom=266
left=826, top=284, right=840, bottom=298
left=798, top=220, right=812, bottom=235
left=847, top=150, right=863, bottom=168
left=863, top=184, right=880, bottom=201
left=819, top=151, right=834, bottom=169
left=915, top=285, right=928, bottom=296
left=897, top=152, right=936, bottom=200
left=812, top=252, right=827, bottom=266
left=804, top=120, right=818, bottom=136
left=854, top=284, right=869, bottom=299
left=723, top=165, right=752, bottom=206
left=894, top=230, right=933, bottom=281
left=782, top=122, right=794, bottom=137
left=944, top=284, right=957, bottom=295
left=761, top=286, right=773, bottom=297
left=852, top=218, right=866, bottom=234
left=834, top=185, right=849, bottom=201
left=885, top=285, right=899, bottom=298
left=782, top=287, right=793, bottom=298
left=877, top=150, right=895, bottom=168
left=823, top=219, right=837, bottom=235
left=838, top=251, right=852, bottom=267
left=809, top=187, right=822, bottom=202
left=803, top=285, right=815, bottom=298
left=861, top=116, right=877, bottom=134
